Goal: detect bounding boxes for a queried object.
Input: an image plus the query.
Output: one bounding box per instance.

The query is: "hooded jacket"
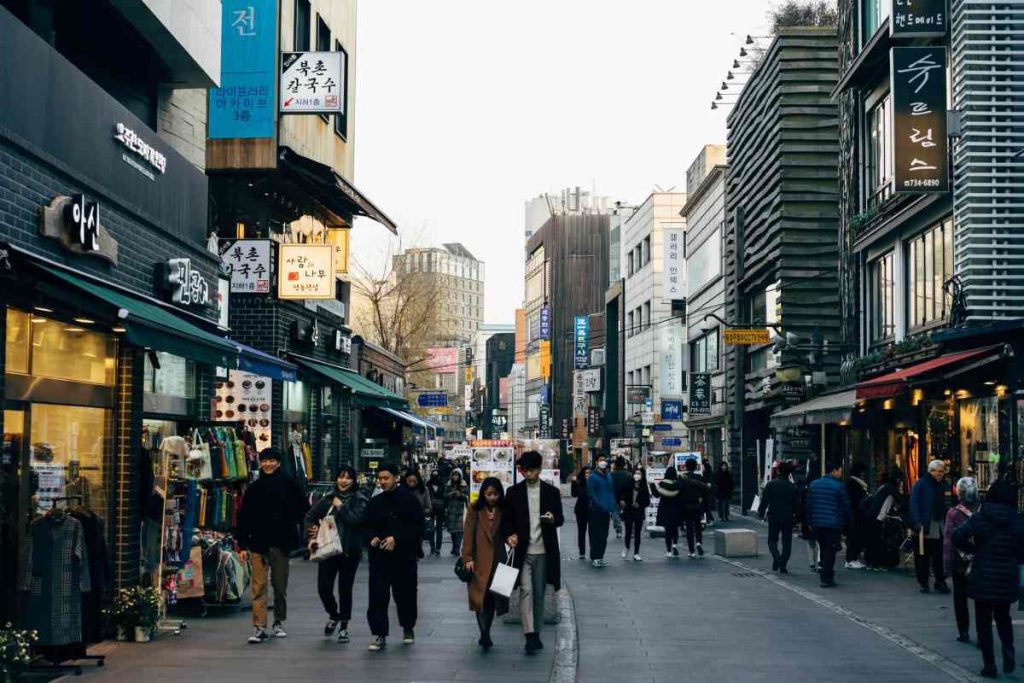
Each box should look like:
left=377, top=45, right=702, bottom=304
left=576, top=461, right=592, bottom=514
left=952, top=502, right=1024, bottom=603
left=587, top=469, right=617, bottom=514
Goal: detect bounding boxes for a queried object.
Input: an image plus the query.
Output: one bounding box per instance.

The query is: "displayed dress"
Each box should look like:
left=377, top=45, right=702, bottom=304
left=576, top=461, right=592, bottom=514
left=22, top=512, right=92, bottom=647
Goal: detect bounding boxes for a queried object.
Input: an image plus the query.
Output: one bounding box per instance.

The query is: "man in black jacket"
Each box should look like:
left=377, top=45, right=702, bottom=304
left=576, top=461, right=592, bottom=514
left=237, top=448, right=309, bottom=644
left=364, top=462, right=424, bottom=652
left=502, top=451, right=564, bottom=654
left=758, top=461, right=799, bottom=573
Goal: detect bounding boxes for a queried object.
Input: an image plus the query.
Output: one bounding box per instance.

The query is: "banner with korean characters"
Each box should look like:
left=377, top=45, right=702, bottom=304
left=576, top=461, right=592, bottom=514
left=662, top=227, right=684, bottom=301
left=890, top=0, right=947, bottom=38
left=278, top=244, right=335, bottom=299
left=892, top=47, right=949, bottom=194
left=689, top=373, right=712, bottom=416
left=280, top=52, right=344, bottom=113
left=469, top=446, right=515, bottom=503
left=574, top=316, right=589, bottom=369
left=220, top=239, right=272, bottom=293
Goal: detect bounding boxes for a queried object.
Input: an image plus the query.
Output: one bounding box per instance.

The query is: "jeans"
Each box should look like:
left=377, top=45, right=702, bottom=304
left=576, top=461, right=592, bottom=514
left=450, top=531, right=463, bottom=555
left=623, top=514, right=644, bottom=554
left=588, top=508, right=611, bottom=560
left=952, top=573, right=970, bottom=637
left=317, top=553, right=360, bottom=622
left=815, top=527, right=841, bottom=584
left=575, top=509, right=588, bottom=557
left=767, top=520, right=793, bottom=569
left=251, top=547, right=290, bottom=627
left=975, top=600, right=1014, bottom=669
left=914, top=536, right=946, bottom=588
left=433, top=517, right=444, bottom=552
left=519, top=553, right=547, bottom=634
left=716, top=497, right=731, bottom=521
left=683, top=510, right=703, bottom=553
left=612, top=507, right=623, bottom=535
left=366, top=554, right=418, bottom=637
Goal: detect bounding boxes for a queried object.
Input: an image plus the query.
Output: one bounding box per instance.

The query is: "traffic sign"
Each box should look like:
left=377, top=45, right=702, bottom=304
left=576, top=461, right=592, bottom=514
left=723, top=328, right=771, bottom=345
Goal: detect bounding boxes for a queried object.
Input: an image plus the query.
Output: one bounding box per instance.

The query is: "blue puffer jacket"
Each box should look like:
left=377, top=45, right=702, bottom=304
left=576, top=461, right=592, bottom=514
left=587, top=470, right=617, bottom=514
left=807, top=475, right=853, bottom=529
left=908, top=475, right=947, bottom=531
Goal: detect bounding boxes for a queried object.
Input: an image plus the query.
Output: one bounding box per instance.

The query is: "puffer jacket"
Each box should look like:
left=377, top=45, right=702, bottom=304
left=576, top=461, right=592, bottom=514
left=304, top=488, right=369, bottom=557
left=807, top=475, right=853, bottom=529
left=952, top=502, right=1024, bottom=603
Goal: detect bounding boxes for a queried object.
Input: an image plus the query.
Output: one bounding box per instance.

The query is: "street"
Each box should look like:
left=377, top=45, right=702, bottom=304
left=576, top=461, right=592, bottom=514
left=64, top=503, right=1013, bottom=683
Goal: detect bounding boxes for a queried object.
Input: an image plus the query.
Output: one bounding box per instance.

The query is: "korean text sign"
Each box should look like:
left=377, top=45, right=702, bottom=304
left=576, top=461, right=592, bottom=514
left=689, top=373, right=711, bottom=416
left=892, top=47, right=949, bottom=194
left=210, top=0, right=277, bottom=139
left=574, top=316, right=589, bottom=369
left=277, top=244, right=336, bottom=300
left=220, top=239, right=271, bottom=293
left=891, top=0, right=947, bottom=38
left=280, top=52, right=344, bottom=113
left=662, top=228, right=684, bottom=301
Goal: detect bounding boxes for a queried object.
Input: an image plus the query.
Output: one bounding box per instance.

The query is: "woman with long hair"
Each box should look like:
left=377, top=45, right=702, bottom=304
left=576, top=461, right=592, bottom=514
left=402, top=469, right=432, bottom=559
left=446, top=469, right=470, bottom=555
left=619, top=464, right=650, bottom=561
left=652, top=466, right=682, bottom=558
left=462, top=477, right=509, bottom=649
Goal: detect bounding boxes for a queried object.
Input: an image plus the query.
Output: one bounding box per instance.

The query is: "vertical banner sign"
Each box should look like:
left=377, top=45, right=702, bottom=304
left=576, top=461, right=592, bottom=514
left=560, top=417, right=571, bottom=441
left=574, top=316, right=589, bottom=369
left=689, top=373, right=711, bottom=416
left=210, top=0, right=277, bottom=139
left=277, top=244, right=336, bottom=299
left=539, top=404, right=551, bottom=438
left=892, top=47, right=949, bottom=194
left=659, top=325, right=683, bottom=398
left=539, top=306, right=551, bottom=339
left=573, top=371, right=587, bottom=417
left=891, top=0, right=947, bottom=38
left=662, top=228, right=685, bottom=301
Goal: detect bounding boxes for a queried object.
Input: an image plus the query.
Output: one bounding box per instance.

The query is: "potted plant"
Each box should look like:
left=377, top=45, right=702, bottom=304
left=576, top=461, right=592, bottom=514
left=111, top=587, right=161, bottom=642
left=0, top=623, right=37, bottom=682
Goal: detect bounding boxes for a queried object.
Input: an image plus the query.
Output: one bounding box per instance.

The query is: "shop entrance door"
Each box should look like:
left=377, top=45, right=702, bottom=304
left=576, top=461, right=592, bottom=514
left=1, top=409, right=28, bottom=625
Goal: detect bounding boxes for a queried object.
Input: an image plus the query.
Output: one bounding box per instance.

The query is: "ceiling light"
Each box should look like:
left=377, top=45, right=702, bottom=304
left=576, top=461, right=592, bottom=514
left=31, top=317, right=47, bottom=324
left=73, top=316, right=95, bottom=325
left=984, top=380, right=996, bottom=386
left=64, top=326, right=85, bottom=333
left=112, top=325, right=127, bottom=333
left=33, top=306, right=53, bottom=314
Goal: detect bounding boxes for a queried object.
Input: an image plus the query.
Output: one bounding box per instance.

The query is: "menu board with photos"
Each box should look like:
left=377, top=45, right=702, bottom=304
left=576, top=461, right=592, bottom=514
left=469, top=446, right=515, bottom=503
left=213, top=370, right=272, bottom=447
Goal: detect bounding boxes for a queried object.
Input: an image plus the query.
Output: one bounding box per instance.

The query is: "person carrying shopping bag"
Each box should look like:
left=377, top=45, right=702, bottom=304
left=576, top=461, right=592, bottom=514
left=461, top=477, right=509, bottom=650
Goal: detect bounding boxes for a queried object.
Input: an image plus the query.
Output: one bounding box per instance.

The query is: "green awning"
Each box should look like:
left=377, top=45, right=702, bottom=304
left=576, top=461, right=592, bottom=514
left=36, top=265, right=238, bottom=369
left=291, top=355, right=408, bottom=409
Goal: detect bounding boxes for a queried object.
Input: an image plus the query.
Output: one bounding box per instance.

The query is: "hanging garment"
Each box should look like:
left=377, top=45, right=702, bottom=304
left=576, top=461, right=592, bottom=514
left=68, top=509, right=110, bottom=644
left=22, top=513, right=91, bottom=647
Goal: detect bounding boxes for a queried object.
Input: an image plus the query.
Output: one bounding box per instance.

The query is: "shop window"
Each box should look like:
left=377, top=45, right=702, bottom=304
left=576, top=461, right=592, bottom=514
left=908, top=217, right=954, bottom=329
left=284, top=381, right=309, bottom=414
left=334, top=41, right=349, bottom=139
left=690, top=329, right=720, bottom=373
left=30, top=404, right=110, bottom=520
left=862, top=0, right=891, bottom=42
left=143, top=352, right=195, bottom=398
left=6, top=310, right=115, bottom=385
left=870, top=251, right=895, bottom=342
left=960, top=397, right=1000, bottom=491
left=866, top=95, right=893, bottom=208
left=5, top=308, right=29, bottom=374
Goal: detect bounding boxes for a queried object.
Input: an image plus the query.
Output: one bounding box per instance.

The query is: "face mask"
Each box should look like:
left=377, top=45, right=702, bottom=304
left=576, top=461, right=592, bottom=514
left=597, top=461, right=608, bottom=470
left=633, top=473, right=642, bottom=482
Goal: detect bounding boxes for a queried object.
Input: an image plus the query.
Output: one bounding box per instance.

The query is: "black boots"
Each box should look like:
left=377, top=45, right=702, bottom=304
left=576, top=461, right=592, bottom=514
left=524, top=632, right=544, bottom=653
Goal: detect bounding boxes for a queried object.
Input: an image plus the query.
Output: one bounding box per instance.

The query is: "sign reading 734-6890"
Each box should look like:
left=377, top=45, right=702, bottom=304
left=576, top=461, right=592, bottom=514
left=280, top=52, right=343, bottom=113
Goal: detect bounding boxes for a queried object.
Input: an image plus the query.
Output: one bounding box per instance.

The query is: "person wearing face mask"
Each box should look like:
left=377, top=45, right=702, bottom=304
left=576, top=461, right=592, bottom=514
left=237, top=448, right=309, bottom=644
left=304, top=465, right=369, bottom=643
left=586, top=455, right=617, bottom=567
left=446, top=470, right=470, bottom=555
left=618, top=465, right=651, bottom=561
left=462, top=477, right=508, bottom=650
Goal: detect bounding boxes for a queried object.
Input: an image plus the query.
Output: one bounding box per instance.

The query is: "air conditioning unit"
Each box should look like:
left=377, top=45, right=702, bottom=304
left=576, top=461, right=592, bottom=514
left=591, top=348, right=606, bottom=366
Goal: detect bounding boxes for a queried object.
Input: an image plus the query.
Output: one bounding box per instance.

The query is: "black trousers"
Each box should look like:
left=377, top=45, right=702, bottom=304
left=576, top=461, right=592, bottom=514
left=717, top=497, right=730, bottom=520
left=767, top=520, right=793, bottom=569
left=815, top=527, right=841, bottom=583
left=366, top=555, right=417, bottom=637
left=845, top=517, right=864, bottom=563
left=683, top=510, right=702, bottom=553
left=975, top=600, right=1014, bottom=668
left=623, top=514, right=644, bottom=554
left=952, top=573, right=970, bottom=637
left=664, top=524, right=679, bottom=552
left=588, top=508, right=610, bottom=560
left=914, top=537, right=946, bottom=587
left=575, top=509, right=589, bottom=557
left=317, top=553, right=361, bottom=622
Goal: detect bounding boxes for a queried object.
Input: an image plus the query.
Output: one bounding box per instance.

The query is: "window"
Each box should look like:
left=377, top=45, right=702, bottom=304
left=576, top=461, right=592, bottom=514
left=5, top=310, right=116, bottom=385
left=908, top=217, right=954, bottom=329
left=294, top=0, right=311, bottom=51
left=627, top=371, right=634, bottom=387
left=30, top=404, right=110, bottom=518
left=643, top=301, right=651, bottom=330
left=644, top=365, right=652, bottom=386
left=144, top=352, right=196, bottom=397
left=642, top=236, right=651, bottom=266
left=627, top=312, right=634, bottom=337
left=690, top=329, right=720, bottom=373
left=316, top=15, right=330, bottom=51
left=627, top=251, right=634, bottom=277
left=870, top=252, right=895, bottom=341
left=334, top=41, right=349, bottom=139
left=862, top=0, right=891, bottom=42
left=687, top=230, right=721, bottom=296
left=866, top=96, right=893, bottom=207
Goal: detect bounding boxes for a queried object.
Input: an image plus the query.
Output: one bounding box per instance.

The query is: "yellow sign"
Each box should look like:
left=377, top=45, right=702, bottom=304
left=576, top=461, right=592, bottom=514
left=466, top=367, right=473, bottom=384
left=540, top=340, right=551, bottom=379
left=723, top=328, right=771, bottom=345
left=277, top=244, right=336, bottom=300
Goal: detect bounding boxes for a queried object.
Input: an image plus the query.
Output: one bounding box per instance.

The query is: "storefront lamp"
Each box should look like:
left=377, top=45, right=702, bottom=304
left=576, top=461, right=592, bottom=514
left=911, top=388, right=924, bottom=406
left=955, top=389, right=970, bottom=399
left=112, top=325, right=126, bottom=333
left=235, top=222, right=245, bottom=239
left=984, top=380, right=996, bottom=386
left=996, top=385, right=1008, bottom=397
left=944, top=389, right=952, bottom=396
left=327, top=226, right=350, bottom=275
left=883, top=399, right=894, bottom=410
left=73, top=316, right=95, bottom=325
left=33, top=306, right=53, bottom=314
left=30, top=316, right=46, bottom=324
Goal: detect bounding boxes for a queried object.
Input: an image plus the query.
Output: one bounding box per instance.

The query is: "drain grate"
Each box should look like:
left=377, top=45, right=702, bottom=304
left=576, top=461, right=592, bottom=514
left=732, top=572, right=760, bottom=578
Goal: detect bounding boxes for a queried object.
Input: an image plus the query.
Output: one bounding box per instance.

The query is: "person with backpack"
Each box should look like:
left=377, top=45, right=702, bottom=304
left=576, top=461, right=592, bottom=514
left=758, top=461, right=799, bottom=573
left=618, top=464, right=650, bottom=561
left=680, top=459, right=711, bottom=558
left=943, top=477, right=979, bottom=644
left=652, top=467, right=683, bottom=557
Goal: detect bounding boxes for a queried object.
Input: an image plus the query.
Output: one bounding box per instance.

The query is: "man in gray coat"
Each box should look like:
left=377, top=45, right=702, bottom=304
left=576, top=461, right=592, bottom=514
left=758, top=462, right=799, bottom=573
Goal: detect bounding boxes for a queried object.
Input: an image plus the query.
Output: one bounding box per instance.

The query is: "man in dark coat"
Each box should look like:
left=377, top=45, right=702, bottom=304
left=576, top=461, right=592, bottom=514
left=953, top=479, right=1024, bottom=678
left=758, top=461, right=799, bottom=573
left=364, top=462, right=424, bottom=652
left=502, top=451, right=564, bottom=654
left=843, top=462, right=870, bottom=569
left=909, top=459, right=951, bottom=594
left=237, top=448, right=309, bottom=644
left=807, top=460, right=853, bottom=588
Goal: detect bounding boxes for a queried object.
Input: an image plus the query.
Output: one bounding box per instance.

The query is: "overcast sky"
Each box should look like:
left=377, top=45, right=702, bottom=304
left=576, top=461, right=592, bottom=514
left=350, top=0, right=773, bottom=325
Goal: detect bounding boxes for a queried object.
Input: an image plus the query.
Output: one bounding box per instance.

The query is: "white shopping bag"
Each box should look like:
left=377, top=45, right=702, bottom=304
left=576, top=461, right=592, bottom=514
left=310, top=515, right=343, bottom=562
left=489, top=545, right=519, bottom=599
left=750, top=494, right=761, bottom=516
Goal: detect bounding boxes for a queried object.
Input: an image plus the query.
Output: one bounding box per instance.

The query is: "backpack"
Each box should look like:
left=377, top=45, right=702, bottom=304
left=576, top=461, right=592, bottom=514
left=679, top=476, right=704, bottom=511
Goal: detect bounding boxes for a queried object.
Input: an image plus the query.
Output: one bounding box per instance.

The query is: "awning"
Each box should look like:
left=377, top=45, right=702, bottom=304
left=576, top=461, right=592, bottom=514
left=278, top=147, right=397, bottom=234
left=290, top=354, right=407, bottom=409
left=771, top=390, right=857, bottom=429
left=30, top=261, right=238, bottom=368
left=235, top=342, right=297, bottom=382
left=376, top=406, right=428, bottom=431
left=855, top=345, right=1006, bottom=400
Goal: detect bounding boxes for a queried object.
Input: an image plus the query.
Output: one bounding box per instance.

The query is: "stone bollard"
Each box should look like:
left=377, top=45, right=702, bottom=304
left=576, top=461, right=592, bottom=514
left=714, top=528, right=758, bottom=557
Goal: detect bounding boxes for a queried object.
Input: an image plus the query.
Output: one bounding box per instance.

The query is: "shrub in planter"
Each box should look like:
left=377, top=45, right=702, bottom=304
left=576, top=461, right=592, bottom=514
left=110, top=587, right=160, bottom=641
left=0, top=623, right=38, bottom=678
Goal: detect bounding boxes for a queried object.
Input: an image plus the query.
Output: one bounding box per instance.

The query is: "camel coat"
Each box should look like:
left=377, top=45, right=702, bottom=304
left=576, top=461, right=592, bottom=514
left=462, top=506, right=509, bottom=614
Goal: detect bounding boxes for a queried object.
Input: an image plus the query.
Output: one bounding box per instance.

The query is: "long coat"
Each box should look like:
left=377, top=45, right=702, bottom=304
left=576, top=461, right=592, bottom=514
left=653, top=479, right=682, bottom=530
left=23, top=513, right=92, bottom=646
left=953, top=502, right=1024, bottom=603
left=445, top=479, right=469, bottom=530
left=500, top=481, right=564, bottom=590
left=462, top=506, right=509, bottom=614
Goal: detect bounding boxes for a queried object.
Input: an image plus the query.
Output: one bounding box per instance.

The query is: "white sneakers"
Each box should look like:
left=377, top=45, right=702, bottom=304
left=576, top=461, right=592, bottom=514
left=272, top=622, right=287, bottom=638
left=248, top=627, right=268, bottom=644
left=633, top=554, right=643, bottom=562
left=621, top=549, right=628, bottom=559
left=845, top=560, right=866, bottom=570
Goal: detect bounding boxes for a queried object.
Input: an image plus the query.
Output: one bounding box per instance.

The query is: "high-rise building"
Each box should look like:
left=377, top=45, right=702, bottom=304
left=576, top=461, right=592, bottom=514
left=524, top=187, right=615, bottom=242
left=393, top=243, right=485, bottom=345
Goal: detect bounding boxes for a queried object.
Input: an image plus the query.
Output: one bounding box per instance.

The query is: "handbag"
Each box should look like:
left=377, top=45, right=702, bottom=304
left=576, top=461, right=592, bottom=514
left=309, top=514, right=343, bottom=562
left=489, top=545, right=519, bottom=599
left=185, top=430, right=212, bottom=481
left=454, top=557, right=473, bottom=583
left=175, top=545, right=205, bottom=599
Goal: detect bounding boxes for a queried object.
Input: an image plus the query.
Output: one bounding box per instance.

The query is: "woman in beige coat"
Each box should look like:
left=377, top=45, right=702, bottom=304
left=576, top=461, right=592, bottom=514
left=462, top=477, right=509, bottom=649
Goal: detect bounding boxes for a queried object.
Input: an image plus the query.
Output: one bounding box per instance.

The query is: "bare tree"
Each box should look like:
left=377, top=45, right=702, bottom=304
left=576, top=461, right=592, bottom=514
left=769, top=0, right=838, bottom=33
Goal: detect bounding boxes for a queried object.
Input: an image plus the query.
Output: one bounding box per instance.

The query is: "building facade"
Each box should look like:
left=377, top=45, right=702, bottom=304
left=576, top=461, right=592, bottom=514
left=393, top=243, right=485, bottom=345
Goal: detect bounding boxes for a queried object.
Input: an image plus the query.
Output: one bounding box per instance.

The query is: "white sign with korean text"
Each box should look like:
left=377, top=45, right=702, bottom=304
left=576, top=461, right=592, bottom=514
left=278, top=244, right=335, bottom=300
left=221, top=239, right=272, bottom=293
left=659, top=325, right=684, bottom=398
left=280, top=52, right=344, bottom=113
left=573, top=371, right=588, bottom=417
left=662, top=228, right=685, bottom=301
left=579, top=368, right=602, bottom=393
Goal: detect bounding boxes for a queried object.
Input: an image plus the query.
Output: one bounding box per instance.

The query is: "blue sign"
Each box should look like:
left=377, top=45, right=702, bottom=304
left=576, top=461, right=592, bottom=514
left=653, top=424, right=672, bottom=432
left=574, top=316, right=589, bottom=369
left=210, top=0, right=277, bottom=139
left=661, top=437, right=683, bottom=447
left=539, top=307, right=551, bottom=340
left=416, top=392, right=448, bottom=408
left=661, top=399, right=684, bottom=421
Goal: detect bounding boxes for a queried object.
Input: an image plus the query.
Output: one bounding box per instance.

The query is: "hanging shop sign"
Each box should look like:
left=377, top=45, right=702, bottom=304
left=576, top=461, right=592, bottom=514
left=333, top=330, right=351, bottom=354
left=210, top=0, right=277, bottom=138
left=280, top=51, right=344, bottom=113
left=491, top=409, right=508, bottom=430
left=662, top=227, right=685, bottom=301
left=891, top=0, right=947, bottom=38
left=627, top=386, right=651, bottom=405
left=277, top=243, right=335, bottom=299
left=539, top=306, right=551, bottom=339
left=660, top=325, right=684, bottom=398
left=217, top=278, right=230, bottom=328
left=291, top=319, right=320, bottom=347
left=661, top=399, right=684, bottom=422
left=220, top=239, right=272, bottom=293
left=689, top=372, right=712, bottom=416
left=892, top=47, right=949, bottom=194
left=579, top=368, right=602, bottom=393
left=560, top=417, right=571, bottom=441
left=113, top=122, right=167, bottom=180
left=723, top=328, right=771, bottom=345
left=573, top=371, right=587, bottom=417
left=539, top=404, right=551, bottom=438
left=39, top=194, right=119, bottom=264
left=587, top=407, right=602, bottom=437
left=574, top=315, right=589, bottom=369
left=165, top=258, right=211, bottom=308
left=213, top=371, right=272, bottom=446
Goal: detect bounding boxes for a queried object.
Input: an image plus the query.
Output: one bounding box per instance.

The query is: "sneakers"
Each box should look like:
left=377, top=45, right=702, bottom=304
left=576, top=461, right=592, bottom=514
left=687, top=551, right=696, bottom=559
left=337, top=629, right=350, bottom=644
left=368, top=636, right=387, bottom=651
left=696, top=543, right=705, bottom=557
left=844, top=560, right=865, bottom=570
left=591, top=559, right=608, bottom=568
left=672, top=545, right=680, bottom=557
left=324, top=619, right=338, bottom=636
left=402, top=629, right=415, bottom=644
left=664, top=551, right=674, bottom=558
left=248, top=627, right=268, bottom=644
left=621, top=548, right=628, bottom=559
left=633, top=554, right=643, bottom=561
left=272, top=622, right=287, bottom=638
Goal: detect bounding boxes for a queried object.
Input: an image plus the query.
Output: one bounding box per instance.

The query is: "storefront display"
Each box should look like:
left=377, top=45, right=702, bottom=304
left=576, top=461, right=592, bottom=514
left=960, top=397, right=1001, bottom=491
left=213, top=371, right=272, bottom=446
left=469, top=445, right=515, bottom=503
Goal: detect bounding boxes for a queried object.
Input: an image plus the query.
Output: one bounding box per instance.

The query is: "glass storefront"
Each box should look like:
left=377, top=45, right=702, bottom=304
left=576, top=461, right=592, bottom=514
left=7, top=308, right=116, bottom=385
left=960, top=396, right=1001, bottom=491
left=29, top=404, right=110, bottom=515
